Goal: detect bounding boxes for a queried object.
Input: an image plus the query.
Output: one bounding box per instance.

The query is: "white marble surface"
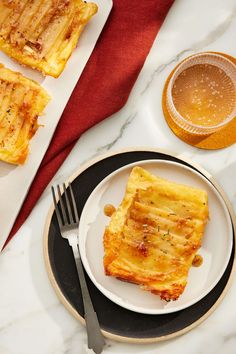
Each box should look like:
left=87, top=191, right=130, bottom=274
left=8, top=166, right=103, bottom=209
left=1, top=0, right=236, bottom=353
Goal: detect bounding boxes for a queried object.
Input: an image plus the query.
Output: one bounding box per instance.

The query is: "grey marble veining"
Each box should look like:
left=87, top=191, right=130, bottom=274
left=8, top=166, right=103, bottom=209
left=1, top=0, right=236, bottom=353
left=142, top=3, right=236, bottom=94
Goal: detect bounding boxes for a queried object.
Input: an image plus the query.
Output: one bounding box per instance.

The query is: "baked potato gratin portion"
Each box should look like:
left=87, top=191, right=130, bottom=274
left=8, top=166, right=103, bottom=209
left=103, top=167, right=209, bottom=301
left=0, top=64, right=50, bottom=165
left=0, top=0, right=98, bottom=77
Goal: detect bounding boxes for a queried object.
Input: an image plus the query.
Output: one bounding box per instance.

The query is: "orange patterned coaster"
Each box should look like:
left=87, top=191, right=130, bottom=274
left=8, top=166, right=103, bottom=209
left=162, top=52, right=236, bottom=150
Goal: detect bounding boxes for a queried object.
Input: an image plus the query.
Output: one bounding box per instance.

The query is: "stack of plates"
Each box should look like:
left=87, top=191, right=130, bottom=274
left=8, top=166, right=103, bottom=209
left=44, top=148, right=235, bottom=343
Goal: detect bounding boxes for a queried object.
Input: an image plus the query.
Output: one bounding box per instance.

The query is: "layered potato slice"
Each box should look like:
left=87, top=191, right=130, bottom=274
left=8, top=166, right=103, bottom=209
left=0, top=0, right=98, bottom=77
left=103, top=167, right=209, bottom=301
left=0, top=64, right=50, bottom=165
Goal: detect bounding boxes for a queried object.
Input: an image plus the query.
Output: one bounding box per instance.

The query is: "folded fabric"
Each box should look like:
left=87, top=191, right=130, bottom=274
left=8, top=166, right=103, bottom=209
left=4, top=0, right=174, bottom=248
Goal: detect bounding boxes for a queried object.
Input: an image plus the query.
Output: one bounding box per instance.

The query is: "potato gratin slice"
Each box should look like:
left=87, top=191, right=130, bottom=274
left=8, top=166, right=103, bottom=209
left=0, top=0, right=98, bottom=77
left=0, top=64, right=50, bottom=165
left=103, top=167, right=209, bottom=301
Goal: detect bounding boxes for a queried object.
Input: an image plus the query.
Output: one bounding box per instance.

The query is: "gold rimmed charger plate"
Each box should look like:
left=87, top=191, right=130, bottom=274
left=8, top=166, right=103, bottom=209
left=43, top=147, right=236, bottom=343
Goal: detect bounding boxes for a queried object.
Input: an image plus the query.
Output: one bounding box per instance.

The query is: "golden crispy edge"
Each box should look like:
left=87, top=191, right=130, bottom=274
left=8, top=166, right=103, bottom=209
left=0, top=64, right=50, bottom=164
left=0, top=0, right=98, bottom=77
left=103, top=166, right=209, bottom=301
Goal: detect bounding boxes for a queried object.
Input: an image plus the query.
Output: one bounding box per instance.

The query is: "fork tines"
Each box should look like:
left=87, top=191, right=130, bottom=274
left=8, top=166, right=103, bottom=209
left=51, top=183, right=79, bottom=228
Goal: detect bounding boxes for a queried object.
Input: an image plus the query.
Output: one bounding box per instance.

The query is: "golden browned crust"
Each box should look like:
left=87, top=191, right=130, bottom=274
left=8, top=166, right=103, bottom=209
left=0, top=0, right=98, bottom=77
left=103, top=167, right=209, bottom=301
left=0, top=63, right=50, bottom=164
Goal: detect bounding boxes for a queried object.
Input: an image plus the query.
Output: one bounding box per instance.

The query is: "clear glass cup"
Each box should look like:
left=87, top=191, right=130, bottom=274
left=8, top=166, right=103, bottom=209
left=166, top=53, right=236, bottom=135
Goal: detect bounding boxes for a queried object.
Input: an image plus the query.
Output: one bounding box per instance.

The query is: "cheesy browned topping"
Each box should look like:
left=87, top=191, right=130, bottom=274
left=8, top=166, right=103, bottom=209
left=103, top=166, right=209, bottom=301
left=0, top=0, right=98, bottom=77
left=0, top=64, right=50, bottom=164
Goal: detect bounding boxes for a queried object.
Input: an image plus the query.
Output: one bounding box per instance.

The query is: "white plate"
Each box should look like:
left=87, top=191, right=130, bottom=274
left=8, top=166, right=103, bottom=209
left=78, top=160, right=233, bottom=314
left=0, top=0, right=113, bottom=250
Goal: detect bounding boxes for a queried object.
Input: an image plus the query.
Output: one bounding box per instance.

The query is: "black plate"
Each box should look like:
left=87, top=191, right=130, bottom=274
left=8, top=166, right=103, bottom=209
left=46, top=150, right=235, bottom=341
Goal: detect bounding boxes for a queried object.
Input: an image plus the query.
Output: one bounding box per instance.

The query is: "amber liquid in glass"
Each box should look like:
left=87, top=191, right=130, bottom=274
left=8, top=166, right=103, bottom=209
left=172, top=64, right=236, bottom=127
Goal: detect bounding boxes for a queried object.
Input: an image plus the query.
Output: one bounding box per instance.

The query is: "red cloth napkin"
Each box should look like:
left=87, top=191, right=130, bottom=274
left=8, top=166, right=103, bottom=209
left=4, top=0, right=174, bottom=248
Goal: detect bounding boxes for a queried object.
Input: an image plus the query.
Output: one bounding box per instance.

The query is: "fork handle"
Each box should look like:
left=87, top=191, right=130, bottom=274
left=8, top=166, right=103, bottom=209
left=69, top=235, right=105, bottom=354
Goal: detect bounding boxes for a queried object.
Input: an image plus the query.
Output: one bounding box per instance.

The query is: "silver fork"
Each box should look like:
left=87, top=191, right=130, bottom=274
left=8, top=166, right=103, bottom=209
left=52, top=183, right=105, bottom=354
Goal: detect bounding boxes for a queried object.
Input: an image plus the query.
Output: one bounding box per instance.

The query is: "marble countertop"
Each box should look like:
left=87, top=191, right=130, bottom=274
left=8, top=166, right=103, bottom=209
left=1, top=0, right=236, bottom=353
